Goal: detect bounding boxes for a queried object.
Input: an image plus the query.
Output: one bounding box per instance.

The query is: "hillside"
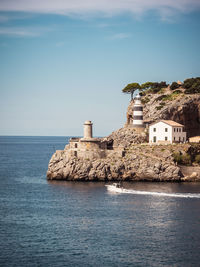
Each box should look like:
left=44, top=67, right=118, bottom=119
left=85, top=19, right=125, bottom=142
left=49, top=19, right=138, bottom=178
left=126, top=87, right=200, bottom=137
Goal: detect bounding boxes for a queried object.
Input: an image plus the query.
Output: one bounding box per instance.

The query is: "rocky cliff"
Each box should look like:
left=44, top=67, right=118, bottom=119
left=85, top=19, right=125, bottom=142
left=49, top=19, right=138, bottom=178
left=126, top=88, right=200, bottom=137
left=47, top=144, right=179, bottom=181
left=47, top=143, right=200, bottom=182
left=47, top=89, right=200, bottom=182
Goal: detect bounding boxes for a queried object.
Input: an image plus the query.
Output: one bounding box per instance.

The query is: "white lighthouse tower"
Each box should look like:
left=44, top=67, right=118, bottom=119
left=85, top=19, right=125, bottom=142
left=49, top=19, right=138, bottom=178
left=133, top=94, right=144, bottom=129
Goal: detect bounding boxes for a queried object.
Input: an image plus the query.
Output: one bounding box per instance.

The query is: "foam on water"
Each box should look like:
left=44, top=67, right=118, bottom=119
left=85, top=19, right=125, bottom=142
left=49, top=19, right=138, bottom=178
left=106, top=185, right=200, bottom=198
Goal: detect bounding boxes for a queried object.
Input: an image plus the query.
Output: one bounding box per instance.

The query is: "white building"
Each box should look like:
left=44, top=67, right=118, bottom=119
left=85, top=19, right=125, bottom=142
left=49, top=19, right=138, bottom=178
left=149, top=120, right=186, bottom=144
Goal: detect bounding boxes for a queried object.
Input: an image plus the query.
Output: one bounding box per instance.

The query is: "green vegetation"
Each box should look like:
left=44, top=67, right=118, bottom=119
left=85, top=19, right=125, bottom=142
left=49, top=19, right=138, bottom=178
left=170, top=82, right=181, bottom=90
left=173, top=144, right=200, bottom=166
left=173, top=152, right=191, bottom=165
left=140, top=82, right=155, bottom=90
left=123, top=77, right=200, bottom=100
left=183, top=77, right=200, bottom=94
left=156, top=102, right=165, bottom=110
left=122, top=81, right=168, bottom=98
left=195, top=155, right=200, bottom=164
left=150, top=81, right=168, bottom=93
left=162, top=90, right=182, bottom=102
left=173, top=89, right=182, bottom=94
left=155, top=95, right=167, bottom=101
left=187, top=144, right=200, bottom=163
left=141, top=96, right=150, bottom=104
left=122, top=83, right=141, bottom=100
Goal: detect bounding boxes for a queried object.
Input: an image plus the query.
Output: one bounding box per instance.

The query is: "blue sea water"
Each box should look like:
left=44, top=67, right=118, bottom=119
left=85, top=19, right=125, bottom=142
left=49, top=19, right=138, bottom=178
left=0, top=136, right=200, bottom=267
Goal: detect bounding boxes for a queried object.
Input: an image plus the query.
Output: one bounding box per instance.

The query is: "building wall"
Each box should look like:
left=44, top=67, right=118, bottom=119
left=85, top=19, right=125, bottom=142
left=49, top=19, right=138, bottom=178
left=172, top=127, right=186, bottom=142
left=149, top=122, right=186, bottom=144
left=68, top=139, right=106, bottom=160
left=189, top=136, right=200, bottom=143
left=149, top=121, right=172, bottom=143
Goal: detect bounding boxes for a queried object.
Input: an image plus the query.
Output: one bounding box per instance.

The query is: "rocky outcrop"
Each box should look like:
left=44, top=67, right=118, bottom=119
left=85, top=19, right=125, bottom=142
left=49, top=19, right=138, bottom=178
left=104, top=127, right=147, bottom=149
left=47, top=144, right=192, bottom=181
left=126, top=91, right=200, bottom=137
left=47, top=90, right=200, bottom=182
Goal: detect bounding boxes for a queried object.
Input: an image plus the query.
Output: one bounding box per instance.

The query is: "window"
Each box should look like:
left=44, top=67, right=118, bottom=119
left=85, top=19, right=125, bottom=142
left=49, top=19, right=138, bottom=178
left=153, top=128, right=156, bottom=132
left=75, top=143, right=78, bottom=148
left=179, top=128, right=181, bottom=132
left=174, top=137, right=175, bottom=141
left=165, top=137, right=168, bottom=141
left=74, top=151, right=77, bottom=157
left=177, top=128, right=178, bottom=132
left=153, top=136, right=156, bottom=143
left=174, top=128, right=176, bottom=132
left=179, top=137, right=181, bottom=142
left=165, top=128, right=168, bottom=132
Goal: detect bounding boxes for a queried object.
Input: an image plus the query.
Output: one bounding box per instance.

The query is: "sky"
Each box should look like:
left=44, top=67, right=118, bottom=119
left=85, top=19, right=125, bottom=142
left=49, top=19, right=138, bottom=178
left=0, top=0, right=200, bottom=136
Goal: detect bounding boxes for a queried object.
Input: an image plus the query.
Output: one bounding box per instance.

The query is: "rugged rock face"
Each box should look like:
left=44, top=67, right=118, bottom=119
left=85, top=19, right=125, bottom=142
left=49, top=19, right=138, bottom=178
left=126, top=90, right=200, bottom=138
left=47, top=144, right=200, bottom=182
left=104, top=127, right=147, bottom=149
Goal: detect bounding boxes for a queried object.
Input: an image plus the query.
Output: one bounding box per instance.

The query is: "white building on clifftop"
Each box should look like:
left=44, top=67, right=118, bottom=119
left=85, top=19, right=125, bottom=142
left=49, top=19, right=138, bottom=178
left=149, top=120, right=187, bottom=144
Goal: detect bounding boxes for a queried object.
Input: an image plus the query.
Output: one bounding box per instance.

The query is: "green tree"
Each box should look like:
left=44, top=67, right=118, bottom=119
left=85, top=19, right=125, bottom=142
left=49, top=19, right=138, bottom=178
left=140, top=82, right=154, bottom=90
left=122, top=83, right=141, bottom=100
left=151, top=81, right=168, bottom=93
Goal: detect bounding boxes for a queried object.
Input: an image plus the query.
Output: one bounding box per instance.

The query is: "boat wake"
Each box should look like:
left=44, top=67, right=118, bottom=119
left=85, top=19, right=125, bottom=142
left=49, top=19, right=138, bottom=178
left=106, top=185, right=200, bottom=199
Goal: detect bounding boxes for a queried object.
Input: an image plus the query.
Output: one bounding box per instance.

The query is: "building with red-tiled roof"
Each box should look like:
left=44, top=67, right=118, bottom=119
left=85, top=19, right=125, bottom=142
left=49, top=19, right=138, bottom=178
left=149, top=120, right=186, bottom=144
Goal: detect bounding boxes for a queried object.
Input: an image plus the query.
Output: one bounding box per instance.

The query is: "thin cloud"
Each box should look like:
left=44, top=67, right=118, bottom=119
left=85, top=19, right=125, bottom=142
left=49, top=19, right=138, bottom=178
left=0, top=0, right=200, bottom=18
left=0, top=26, right=52, bottom=37
left=110, top=33, right=131, bottom=40
left=0, top=27, right=39, bottom=37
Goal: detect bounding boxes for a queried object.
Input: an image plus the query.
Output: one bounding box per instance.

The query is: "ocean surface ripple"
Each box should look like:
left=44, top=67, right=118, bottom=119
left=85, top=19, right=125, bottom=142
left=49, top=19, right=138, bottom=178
left=1, top=136, right=200, bottom=267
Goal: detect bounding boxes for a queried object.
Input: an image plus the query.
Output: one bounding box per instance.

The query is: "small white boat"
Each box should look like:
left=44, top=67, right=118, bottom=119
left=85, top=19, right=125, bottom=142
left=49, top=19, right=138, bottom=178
left=105, top=183, right=125, bottom=193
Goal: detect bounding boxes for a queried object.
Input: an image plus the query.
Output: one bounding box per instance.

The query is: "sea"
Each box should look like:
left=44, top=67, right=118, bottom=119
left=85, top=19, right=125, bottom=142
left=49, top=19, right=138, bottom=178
left=0, top=136, right=200, bottom=267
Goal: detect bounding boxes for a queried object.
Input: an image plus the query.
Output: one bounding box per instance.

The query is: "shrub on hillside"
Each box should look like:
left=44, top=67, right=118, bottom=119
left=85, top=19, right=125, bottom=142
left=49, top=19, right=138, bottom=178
left=151, top=81, right=168, bottom=93
left=173, top=152, right=191, bottom=165
left=183, top=77, right=200, bottom=94
left=195, top=155, right=200, bottom=164
left=155, top=95, right=167, bottom=101
left=141, top=97, right=150, bottom=104
left=181, top=154, right=191, bottom=165
left=156, top=102, right=165, bottom=110
left=161, top=90, right=181, bottom=102
left=173, top=152, right=182, bottom=164
left=170, top=82, right=181, bottom=90
left=172, top=90, right=182, bottom=95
